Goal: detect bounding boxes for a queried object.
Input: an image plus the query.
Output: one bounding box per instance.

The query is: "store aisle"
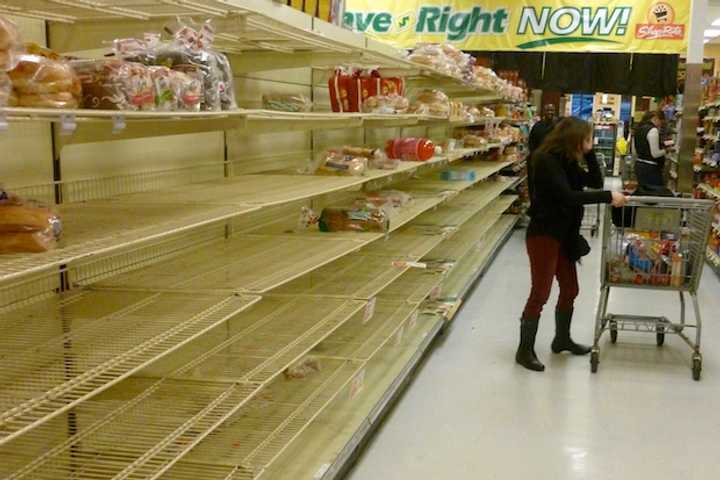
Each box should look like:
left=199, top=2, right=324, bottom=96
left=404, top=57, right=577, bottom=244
left=347, top=230, right=720, bottom=480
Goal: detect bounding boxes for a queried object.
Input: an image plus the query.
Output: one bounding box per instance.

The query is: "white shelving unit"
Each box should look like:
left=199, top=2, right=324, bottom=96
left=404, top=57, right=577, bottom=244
left=0, top=2, right=528, bottom=478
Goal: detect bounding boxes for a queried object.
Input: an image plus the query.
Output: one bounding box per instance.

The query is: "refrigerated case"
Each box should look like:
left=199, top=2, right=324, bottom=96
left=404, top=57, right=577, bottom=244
left=594, top=123, right=618, bottom=176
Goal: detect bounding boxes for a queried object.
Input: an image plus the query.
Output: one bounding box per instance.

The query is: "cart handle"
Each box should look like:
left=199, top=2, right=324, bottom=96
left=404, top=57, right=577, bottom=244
left=622, top=196, right=715, bottom=209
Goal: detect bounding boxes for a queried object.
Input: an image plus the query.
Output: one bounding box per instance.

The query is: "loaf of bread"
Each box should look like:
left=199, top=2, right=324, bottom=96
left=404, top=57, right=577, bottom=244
left=0, top=230, right=56, bottom=253
left=0, top=204, right=58, bottom=233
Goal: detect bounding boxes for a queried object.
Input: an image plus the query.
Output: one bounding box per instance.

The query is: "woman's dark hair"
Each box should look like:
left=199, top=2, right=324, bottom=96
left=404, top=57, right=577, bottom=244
left=640, top=110, right=660, bottom=124
left=537, top=116, right=592, bottom=161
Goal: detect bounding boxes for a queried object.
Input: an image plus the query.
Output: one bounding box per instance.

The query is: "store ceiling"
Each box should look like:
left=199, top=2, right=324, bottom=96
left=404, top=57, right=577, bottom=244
left=706, top=2, right=720, bottom=44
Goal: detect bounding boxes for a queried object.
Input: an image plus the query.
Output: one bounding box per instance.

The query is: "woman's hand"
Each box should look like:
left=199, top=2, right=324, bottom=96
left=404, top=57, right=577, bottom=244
left=611, top=191, right=628, bottom=208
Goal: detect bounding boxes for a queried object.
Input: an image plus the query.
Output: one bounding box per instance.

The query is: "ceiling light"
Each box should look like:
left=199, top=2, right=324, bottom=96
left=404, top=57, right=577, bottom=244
left=705, top=29, right=720, bottom=38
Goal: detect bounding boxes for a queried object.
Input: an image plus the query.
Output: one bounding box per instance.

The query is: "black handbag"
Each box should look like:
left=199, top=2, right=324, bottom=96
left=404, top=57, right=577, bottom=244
left=571, top=234, right=592, bottom=261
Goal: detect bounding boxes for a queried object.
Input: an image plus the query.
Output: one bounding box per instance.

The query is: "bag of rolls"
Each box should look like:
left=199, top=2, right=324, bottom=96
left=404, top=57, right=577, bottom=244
left=0, top=190, right=62, bottom=253
left=8, top=44, right=81, bottom=108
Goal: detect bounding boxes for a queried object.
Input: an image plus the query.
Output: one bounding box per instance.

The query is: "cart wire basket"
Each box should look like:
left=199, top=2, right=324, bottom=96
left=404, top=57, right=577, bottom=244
left=592, top=196, right=714, bottom=380
left=580, top=154, right=607, bottom=237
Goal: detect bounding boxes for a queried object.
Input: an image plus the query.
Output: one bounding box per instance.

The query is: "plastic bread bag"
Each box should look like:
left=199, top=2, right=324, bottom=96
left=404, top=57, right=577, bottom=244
left=262, top=93, right=313, bottom=112
left=362, top=94, right=409, bottom=114
left=318, top=204, right=389, bottom=233
left=284, top=356, right=322, bottom=380
left=9, top=45, right=82, bottom=108
left=163, top=19, right=236, bottom=111
left=409, top=89, right=450, bottom=117
left=364, top=190, right=412, bottom=208
left=0, top=230, right=57, bottom=253
left=0, top=192, right=62, bottom=253
left=148, top=66, right=201, bottom=111
left=340, top=145, right=399, bottom=170
left=72, top=59, right=154, bottom=110
left=317, top=150, right=367, bottom=176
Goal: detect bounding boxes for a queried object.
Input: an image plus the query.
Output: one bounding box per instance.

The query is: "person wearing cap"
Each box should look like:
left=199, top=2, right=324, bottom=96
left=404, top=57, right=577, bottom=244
left=529, top=104, right=558, bottom=153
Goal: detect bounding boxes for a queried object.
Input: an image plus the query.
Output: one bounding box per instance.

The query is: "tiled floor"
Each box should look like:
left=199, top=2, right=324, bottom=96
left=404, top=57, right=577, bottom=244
left=348, top=230, right=720, bottom=480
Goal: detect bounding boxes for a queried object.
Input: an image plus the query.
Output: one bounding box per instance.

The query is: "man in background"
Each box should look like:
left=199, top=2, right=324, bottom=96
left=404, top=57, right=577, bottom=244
left=529, top=104, right=558, bottom=154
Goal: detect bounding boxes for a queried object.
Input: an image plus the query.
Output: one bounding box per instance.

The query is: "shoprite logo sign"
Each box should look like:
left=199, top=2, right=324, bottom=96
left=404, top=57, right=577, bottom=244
left=344, top=1, right=688, bottom=53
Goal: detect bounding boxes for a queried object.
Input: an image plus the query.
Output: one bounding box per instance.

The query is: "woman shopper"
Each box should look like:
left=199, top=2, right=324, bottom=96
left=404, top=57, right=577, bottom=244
left=633, top=111, right=667, bottom=189
left=517, top=117, right=627, bottom=372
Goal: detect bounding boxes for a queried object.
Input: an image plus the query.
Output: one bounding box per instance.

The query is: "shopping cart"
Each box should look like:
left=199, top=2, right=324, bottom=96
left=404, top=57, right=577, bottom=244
left=581, top=204, right=601, bottom=237
left=592, top=196, right=714, bottom=380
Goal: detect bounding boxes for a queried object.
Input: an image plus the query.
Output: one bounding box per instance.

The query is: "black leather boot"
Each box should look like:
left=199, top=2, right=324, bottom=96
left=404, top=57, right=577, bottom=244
left=516, top=317, right=545, bottom=372
left=551, top=308, right=591, bottom=355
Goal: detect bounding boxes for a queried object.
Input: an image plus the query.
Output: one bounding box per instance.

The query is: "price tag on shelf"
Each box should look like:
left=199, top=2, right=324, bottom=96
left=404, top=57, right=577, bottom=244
left=363, top=297, right=376, bottom=324
left=112, top=114, right=127, bottom=134
left=59, top=114, right=77, bottom=136
left=409, top=310, right=419, bottom=329
left=429, top=285, right=442, bottom=301
left=0, top=112, right=7, bottom=132
left=349, top=369, right=366, bottom=400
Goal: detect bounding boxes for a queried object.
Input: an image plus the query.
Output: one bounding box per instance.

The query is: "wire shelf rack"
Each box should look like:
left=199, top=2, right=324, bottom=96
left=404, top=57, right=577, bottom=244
left=137, top=295, right=366, bottom=385
left=354, top=228, right=446, bottom=260
left=314, top=299, right=417, bottom=362
left=0, top=201, right=255, bottom=286
left=440, top=215, right=519, bottom=300
left=269, top=254, right=410, bottom=301
left=255, top=312, right=444, bottom=480
left=412, top=178, right=516, bottom=228
left=378, top=268, right=446, bottom=305
left=162, top=358, right=361, bottom=477
left=424, top=196, right=517, bottom=262
left=0, top=290, right=259, bottom=446
left=0, top=378, right=260, bottom=480
left=93, top=233, right=368, bottom=293
left=394, top=160, right=514, bottom=194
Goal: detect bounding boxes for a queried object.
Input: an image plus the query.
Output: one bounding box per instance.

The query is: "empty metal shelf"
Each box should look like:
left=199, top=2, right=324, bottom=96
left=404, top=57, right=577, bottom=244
left=0, top=290, right=259, bottom=445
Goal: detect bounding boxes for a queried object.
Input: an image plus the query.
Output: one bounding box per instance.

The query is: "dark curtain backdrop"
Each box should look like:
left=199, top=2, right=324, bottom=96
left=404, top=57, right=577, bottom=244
left=476, top=51, right=678, bottom=97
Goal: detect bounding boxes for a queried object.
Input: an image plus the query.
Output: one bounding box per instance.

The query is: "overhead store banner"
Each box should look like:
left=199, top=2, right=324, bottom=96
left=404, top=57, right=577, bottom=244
left=344, top=1, right=689, bottom=54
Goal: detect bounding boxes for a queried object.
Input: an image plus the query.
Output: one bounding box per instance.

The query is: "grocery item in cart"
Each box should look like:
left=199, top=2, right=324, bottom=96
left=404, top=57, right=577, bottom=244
left=386, top=137, right=435, bottom=162
left=0, top=190, right=62, bottom=253
left=9, top=45, right=82, bottom=108
left=262, top=93, right=312, bottom=112
left=319, top=204, right=389, bottom=233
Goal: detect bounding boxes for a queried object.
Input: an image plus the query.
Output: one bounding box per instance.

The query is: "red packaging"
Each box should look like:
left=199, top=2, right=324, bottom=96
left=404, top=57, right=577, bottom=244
left=385, top=138, right=435, bottom=162
left=328, top=68, right=405, bottom=113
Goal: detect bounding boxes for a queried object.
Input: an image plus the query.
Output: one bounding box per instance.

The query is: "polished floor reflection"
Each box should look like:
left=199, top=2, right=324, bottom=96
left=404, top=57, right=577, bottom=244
left=348, top=230, right=720, bottom=480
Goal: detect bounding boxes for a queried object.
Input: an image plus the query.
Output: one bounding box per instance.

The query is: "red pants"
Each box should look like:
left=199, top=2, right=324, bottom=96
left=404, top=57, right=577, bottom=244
left=522, top=235, right=579, bottom=319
